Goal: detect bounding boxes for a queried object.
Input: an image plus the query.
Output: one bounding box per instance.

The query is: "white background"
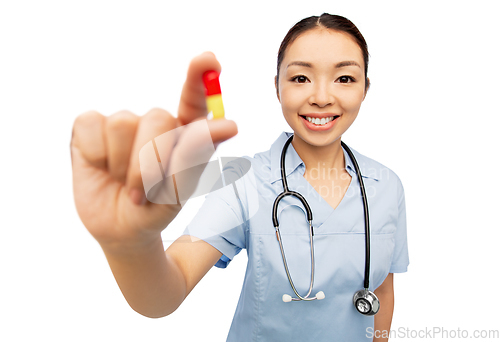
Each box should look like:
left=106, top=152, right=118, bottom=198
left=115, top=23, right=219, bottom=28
left=1, top=0, right=499, bottom=341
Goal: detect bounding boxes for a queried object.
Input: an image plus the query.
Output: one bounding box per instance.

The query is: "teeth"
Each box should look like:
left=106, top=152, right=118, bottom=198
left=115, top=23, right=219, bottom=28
left=305, top=116, right=336, bottom=125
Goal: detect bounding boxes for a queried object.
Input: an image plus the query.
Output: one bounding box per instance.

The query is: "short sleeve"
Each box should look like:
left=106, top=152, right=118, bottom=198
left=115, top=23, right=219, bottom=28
left=389, top=177, right=409, bottom=273
left=183, top=159, right=253, bottom=268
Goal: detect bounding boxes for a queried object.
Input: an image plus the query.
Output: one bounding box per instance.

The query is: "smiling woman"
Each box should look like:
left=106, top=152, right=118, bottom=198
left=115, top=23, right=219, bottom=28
left=71, top=12, right=408, bottom=342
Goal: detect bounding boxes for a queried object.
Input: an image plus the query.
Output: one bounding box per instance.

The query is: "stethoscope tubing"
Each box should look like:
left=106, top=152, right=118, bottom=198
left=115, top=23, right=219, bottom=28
left=275, top=221, right=316, bottom=300
left=272, top=134, right=312, bottom=226
left=340, top=140, right=371, bottom=289
left=272, top=134, right=372, bottom=295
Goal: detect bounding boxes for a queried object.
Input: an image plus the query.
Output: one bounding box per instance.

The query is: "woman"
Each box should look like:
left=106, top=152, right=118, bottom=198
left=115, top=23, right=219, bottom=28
left=71, top=13, right=408, bottom=341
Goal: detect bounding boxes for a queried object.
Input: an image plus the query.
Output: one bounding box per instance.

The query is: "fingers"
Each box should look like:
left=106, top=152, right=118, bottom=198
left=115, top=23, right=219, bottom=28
left=72, top=107, right=237, bottom=208
left=71, top=111, right=107, bottom=169
left=126, top=108, right=178, bottom=204
left=72, top=52, right=230, bottom=207
left=105, top=111, right=140, bottom=183
left=177, top=51, right=221, bottom=125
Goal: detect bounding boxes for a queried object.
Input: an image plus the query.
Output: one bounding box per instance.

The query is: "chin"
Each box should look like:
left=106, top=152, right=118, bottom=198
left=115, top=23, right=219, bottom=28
left=294, top=130, right=342, bottom=147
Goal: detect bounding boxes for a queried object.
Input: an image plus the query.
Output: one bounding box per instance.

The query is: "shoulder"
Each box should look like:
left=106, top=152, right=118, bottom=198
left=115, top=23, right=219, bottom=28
left=350, top=147, right=402, bottom=184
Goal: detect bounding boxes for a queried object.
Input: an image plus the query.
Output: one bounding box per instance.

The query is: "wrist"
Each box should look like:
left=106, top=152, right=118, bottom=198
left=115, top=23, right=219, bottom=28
left=98, top=232, right=164, bottom=258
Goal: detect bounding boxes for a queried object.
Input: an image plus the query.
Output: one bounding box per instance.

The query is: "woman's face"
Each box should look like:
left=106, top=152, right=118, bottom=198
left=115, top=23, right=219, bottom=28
left=276, top=28, right=368, bottom=147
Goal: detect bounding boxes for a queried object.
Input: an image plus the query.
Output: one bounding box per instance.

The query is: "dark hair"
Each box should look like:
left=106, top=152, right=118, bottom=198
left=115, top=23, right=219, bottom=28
left=276, top=13, right=370, bottom=90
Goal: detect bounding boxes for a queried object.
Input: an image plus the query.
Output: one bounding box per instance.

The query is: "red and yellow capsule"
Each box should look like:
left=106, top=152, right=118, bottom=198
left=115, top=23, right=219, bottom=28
left=202, top=70, right=225, bottom=119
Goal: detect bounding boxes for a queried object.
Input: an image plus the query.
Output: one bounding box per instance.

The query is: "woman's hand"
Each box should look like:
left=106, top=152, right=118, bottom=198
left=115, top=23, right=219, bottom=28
left=70, top=52, right=238, bottom=250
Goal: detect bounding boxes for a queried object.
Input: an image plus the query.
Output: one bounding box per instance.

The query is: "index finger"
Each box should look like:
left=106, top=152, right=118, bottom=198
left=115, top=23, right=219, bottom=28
left=177, top=51, right=221, bottom=125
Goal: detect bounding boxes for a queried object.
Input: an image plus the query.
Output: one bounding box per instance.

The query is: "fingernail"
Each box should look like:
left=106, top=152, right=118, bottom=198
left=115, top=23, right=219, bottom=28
left=129, top=188, right=146, bottom=206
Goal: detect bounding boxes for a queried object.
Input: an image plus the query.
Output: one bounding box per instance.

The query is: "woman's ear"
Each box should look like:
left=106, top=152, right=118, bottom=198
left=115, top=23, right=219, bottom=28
left=363, top=77, right=370, bottom=100
left=274, top=75, right=280, bottom=102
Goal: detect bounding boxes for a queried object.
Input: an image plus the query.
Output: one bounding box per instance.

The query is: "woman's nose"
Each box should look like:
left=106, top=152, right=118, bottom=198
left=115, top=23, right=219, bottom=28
left=309, top=81, right=335, bottom=107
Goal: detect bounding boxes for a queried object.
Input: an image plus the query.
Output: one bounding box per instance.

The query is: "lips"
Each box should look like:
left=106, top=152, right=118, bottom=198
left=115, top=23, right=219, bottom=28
left=302, top=115, right=339, bottom=125
left=299, top=114, right=340, bottom=131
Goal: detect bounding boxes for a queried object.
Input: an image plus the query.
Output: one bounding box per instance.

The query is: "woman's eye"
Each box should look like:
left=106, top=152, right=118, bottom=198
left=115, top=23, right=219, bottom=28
left=291, top=75, right=308, bottom=83
left=338, top=76, right=355, bottom=83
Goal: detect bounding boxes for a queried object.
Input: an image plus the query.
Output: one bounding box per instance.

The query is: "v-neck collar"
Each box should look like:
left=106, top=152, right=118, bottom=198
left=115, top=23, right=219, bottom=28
left=269, top=132, right=380, bottom=185
left=269, top=132, right=379, bottom=230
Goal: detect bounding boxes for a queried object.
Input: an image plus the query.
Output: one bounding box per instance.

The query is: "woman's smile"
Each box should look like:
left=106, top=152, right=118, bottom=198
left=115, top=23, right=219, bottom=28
left=299, top=113, right=341, bottom=131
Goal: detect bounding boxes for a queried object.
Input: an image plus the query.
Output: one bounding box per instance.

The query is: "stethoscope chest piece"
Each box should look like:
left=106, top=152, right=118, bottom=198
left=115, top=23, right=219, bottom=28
left=353, top=289, right=380, bottom=316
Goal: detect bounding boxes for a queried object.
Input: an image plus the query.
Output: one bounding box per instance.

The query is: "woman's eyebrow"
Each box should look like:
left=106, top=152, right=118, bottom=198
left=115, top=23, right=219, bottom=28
left=335, top=60, right=361, bottom=68
left=287, top=60, right=361, bottom=69
left=287, top=61, right=312, bottom=69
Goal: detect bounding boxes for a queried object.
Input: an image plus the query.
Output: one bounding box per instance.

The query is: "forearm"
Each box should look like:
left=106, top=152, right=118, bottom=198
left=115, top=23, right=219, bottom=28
left=101, top=236, right=186, bottom=318
left=373, top=287, right=394, bottom=341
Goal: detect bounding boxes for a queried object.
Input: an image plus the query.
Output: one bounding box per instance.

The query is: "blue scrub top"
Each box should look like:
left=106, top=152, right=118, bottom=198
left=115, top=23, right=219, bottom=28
left=184, top=131, right=409, bottom=341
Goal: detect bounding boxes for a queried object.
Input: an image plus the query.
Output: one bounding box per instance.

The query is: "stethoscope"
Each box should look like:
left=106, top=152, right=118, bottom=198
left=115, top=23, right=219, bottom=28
left=272, top=135, right=380, bottom=316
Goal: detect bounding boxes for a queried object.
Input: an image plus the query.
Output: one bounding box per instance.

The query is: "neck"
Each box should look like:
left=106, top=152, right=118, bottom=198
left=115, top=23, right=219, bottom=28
left=291, top=135, right=346, bottom=180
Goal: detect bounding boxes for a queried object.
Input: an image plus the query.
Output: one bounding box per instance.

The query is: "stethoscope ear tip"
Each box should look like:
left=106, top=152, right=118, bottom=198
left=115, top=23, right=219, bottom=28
left=316, top=291, right=325, bottom=300
left=282, top=292, right=325, bottom=302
